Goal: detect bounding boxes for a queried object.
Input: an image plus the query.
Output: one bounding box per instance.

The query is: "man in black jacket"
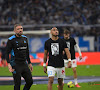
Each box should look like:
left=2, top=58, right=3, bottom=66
left=6, top=24, right=33, bottom=90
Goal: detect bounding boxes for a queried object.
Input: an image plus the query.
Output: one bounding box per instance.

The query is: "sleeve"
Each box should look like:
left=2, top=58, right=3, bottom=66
left=44, top=41, right=48, bottom=50
left=75, top=44, right=82, bottom=56
left=26, top=38, right=31, bottom=64
left=63, top=39, right=68, bottom=48
left=5, top=39, right=13, bottom=63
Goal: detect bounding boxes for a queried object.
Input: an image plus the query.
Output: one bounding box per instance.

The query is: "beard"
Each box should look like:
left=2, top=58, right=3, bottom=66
left=52, top=34, right=58, bottom=37
left=16, top=32, right=23, bottom=37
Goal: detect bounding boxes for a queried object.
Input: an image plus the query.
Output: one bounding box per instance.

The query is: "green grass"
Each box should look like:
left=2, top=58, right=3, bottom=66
left=0, top=82, right=100, bottom=90
left=66, top=65, right=100, bottom=76
left=0, top=65, right=100, bottom=76
left=0, top=65, right=100, bottom=89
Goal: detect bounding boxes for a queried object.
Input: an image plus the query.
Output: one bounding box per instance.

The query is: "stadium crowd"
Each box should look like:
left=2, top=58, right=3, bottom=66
left=0, top=0, right=100, bottom=36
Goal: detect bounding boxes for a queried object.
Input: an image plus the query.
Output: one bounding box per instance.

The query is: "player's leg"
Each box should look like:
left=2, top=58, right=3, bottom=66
left=58, top=78, right=63, bottom=90
left=72, top=60, right=81, bottom=87
left=57, top=67, right=65, bottom=90
left=22, top=64, right=33, bottom=90
left=57, top=60, right=68, bottom=88
left=2, top=54, right=7, bottom=67
left=63, top=60, right=68, bottom=84
left=13, top=74, right=21, bottom=90
left=64, top=59, right=68, bottom=83
left=3, top=59, right=7, bottom=67
left=48, top=77, right=54, bottom=90
left=47, top=66, right=55, bottom=90
left=72, top=67, right=77, bottom=83
left=13, top=65, right=21, bottom=90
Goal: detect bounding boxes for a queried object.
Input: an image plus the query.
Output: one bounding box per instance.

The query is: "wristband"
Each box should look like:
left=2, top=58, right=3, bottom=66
left=68, top=59, right=71, bottom=62
left=43, top=63, right=46, bottom=67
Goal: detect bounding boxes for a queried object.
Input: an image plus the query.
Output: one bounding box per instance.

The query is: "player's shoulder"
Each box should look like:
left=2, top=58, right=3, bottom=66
left=70, top=37, right=75, bottom=41
left=45, top=38, right=51, bottom=43
left=21, top=35, right=27, bottom=38
left=8, top=35, right=16, bottom=40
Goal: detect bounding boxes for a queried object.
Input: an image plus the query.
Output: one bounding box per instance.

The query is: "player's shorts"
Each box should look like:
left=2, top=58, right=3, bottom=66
left=47, top=66, right=65, bottom=78
left=64, top=59, right=77, bottom=68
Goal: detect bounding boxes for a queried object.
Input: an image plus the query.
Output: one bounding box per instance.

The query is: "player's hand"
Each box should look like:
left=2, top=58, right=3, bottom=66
left=29, top=63, right=33, bottom=72
left=68, top=61, right=71, bottom=68
left=43, top=67, right=47, bottom=73
left=79, top=56, right=82, bottom=60
left=8, top=63, right=14, bottom=72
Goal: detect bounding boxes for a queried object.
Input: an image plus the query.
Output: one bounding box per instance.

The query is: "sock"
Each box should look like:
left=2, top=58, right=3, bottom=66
left=74, top=78, right=78, bottom=85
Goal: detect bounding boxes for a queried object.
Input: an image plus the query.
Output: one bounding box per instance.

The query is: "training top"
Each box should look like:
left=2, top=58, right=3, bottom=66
left=5, top=35, right=31, bottom=64
left=63, top=37, right=76, bottom=60
left=44, top=38, right=68, bottom=68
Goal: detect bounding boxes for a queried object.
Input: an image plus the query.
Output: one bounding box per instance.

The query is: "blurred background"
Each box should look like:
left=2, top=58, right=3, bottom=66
left=0, top=0, right=100, bottom=66
left=0, top=0, right=100, bottom=89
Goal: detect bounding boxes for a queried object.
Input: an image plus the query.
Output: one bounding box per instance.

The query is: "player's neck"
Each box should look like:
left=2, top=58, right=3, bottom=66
left=51, top=36, right=59, bottom=41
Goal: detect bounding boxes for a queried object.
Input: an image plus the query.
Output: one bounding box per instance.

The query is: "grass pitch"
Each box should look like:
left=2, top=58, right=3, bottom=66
left=0, top=82, right=100, bottom=90
left=0, top=65, right=100, bottom=76
left=0, top=65, right=100, bottom=90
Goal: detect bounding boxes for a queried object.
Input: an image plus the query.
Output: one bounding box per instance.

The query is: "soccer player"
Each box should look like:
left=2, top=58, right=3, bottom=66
left=43, top=27, right=71, bottom=90
left=5, top=24, right=33, bottom=90
left=63, top=29, right=82, bottom=87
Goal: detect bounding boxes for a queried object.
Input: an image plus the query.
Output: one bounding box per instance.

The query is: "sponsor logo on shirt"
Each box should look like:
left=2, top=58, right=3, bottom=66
left=17, top=47, right=27, bottom=50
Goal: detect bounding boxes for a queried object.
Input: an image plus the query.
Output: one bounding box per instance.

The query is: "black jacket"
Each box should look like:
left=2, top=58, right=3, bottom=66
left=5, top=35, right=31, bottom=64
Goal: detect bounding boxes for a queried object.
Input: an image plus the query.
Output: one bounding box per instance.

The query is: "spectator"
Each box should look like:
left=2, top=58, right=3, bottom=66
left=0, top=41, right=7, bottom=67
left=0, top=0, right=100, bottom=25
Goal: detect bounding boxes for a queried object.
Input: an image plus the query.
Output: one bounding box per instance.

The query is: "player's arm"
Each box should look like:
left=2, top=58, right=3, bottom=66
left=63, top=50, right=65, bottom=55
left=44, top=50, right=48, bottom=64
left=64, top=48, right=71, bottom=68
left=63, top=39, right=71, bottom=67
left=43, top=50, right=48, bottom=73
left=26, top=38, right=33, bottom=72
left=43, top=41, right=48, bottom=73
left=5, top=39, right=14, bottom=72
left=75, top=44, right=82, bottom=60
left=64, top=48, right=71, bottom=60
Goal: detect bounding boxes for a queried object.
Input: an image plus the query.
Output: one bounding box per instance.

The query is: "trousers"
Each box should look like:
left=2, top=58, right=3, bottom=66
left=12, top=63, right=33, bottom=90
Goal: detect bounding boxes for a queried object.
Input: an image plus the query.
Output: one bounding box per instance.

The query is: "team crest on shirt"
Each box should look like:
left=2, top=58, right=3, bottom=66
left=51, top=43, right=59, bottom=56
left=24, top=40, right=26, bottom=43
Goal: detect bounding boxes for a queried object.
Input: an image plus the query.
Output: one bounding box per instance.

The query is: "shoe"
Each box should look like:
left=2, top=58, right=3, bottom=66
left=75, top=84, right=81, bottom=87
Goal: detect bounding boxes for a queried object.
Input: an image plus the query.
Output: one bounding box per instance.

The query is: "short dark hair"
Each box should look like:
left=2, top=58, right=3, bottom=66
left=64, top=29, right=70, bottom=35
left=14, top=24, right=22, bottom=30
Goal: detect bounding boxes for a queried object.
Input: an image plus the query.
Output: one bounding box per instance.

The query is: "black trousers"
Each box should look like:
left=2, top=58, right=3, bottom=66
left=12, top=63, right=33, bottom=90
